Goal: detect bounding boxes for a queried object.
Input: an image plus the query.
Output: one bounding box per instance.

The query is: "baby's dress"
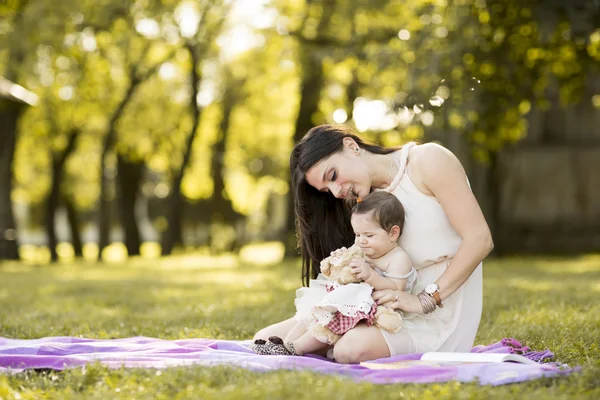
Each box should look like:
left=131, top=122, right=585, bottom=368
left=294, top=266, right=417, bottom=337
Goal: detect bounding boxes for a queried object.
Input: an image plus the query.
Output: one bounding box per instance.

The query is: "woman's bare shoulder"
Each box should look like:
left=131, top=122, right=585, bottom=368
left=408, top=142, right=465, bottom=190
left=409, top=142, right=456, bottom=166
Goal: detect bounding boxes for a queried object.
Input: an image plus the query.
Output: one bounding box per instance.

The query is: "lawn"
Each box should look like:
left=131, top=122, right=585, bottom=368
left=1, top=250, right=599, bottom=399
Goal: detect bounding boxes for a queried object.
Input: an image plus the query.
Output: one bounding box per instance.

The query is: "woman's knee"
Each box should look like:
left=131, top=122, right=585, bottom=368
left=333, top=332, right=372, bottom=364
left=333, top=339, right=367, bottom=364
left=333, top=327, right=390, bottom=364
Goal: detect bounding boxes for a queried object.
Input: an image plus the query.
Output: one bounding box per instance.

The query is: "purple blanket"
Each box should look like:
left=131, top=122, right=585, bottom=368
left=0, top=336, right=575, bottom=385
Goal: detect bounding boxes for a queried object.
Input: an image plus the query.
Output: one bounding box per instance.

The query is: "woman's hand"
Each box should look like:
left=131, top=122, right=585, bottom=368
left=372, top=289, right=423, bottom=314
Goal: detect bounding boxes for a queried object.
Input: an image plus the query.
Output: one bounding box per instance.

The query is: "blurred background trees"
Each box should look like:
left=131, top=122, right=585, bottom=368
left=1, top=0, right=599, bottom=263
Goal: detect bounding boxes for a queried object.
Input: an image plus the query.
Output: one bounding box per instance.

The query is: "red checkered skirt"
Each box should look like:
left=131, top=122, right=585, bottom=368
left=326, top=304, right=378, bottom=335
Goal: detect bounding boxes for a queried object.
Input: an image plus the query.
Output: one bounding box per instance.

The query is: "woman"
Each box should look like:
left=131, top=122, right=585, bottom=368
left=253, top=124, right=493, bottom=364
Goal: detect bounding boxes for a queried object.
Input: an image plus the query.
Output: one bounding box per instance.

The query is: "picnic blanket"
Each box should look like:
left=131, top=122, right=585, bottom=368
left=0, top=336, right=576, bottom=385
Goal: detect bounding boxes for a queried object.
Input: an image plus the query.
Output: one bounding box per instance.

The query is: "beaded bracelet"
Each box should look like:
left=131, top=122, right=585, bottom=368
left=417, top=290, right=437, bottom=314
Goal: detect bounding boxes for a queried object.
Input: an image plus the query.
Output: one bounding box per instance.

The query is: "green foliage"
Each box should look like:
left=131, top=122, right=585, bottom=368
left=0, top=255, right=599, bottom=398
left=272, top=0, right=599, bottom=162
left=3, top=0, right=599, bottom=236
left=449, top=1, right=599, bottom=160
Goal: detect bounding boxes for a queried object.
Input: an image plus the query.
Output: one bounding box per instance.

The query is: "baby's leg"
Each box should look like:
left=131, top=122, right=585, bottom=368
left=253, top=317, right=297, bottom=341
left=288, top=331, right=329, bottom=356
left=253, top=329, right=330, bottom=357
left=252, top=317, right=297, bottom=355
left=284, top=321, right=308, bottom=343
left=285, top=321, right=331, bottom=357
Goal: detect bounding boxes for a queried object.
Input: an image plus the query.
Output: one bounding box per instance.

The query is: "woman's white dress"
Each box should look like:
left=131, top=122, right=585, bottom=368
left=372, top=142, right=483, bottom=355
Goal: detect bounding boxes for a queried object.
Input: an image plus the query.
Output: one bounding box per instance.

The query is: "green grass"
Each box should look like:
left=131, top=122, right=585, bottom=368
left=1, top=253, right=599, bottom=399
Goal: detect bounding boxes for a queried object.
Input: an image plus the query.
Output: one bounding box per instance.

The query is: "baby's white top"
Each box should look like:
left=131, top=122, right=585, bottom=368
left=366, top=246, right=417, bottom=292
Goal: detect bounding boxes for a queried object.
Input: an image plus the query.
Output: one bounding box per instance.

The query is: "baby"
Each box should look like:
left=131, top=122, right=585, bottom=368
left=252, top=191, right=416, bottom=357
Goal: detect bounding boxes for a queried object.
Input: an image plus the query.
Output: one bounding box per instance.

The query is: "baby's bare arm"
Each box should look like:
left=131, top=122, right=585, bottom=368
left=365, top=272, right=404, bottom=291
left=374, top=250, right=414, bottom=291
left=387, top=250, right=414, bottom=276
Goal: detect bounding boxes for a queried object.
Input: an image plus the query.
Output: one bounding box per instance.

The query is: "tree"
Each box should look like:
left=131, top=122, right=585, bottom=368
left=160, top=43, right=203, bottom=255
left=206, top=66, right=246, bottom=253
left=161, top=0, right=231, bottom=255
left=282, top=0, right=337, bottom=257
left=90, top=5, right=179, bottom=259
left=45, top=127, right=80, bottom=262
left=97, top=42, right=174, bottom=259
left=0, top=0, right=35, bottom=261
left=0, top=80, right=36, bottom=261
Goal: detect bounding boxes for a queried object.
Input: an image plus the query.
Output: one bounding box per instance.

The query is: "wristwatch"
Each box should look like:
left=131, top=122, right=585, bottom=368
left=424, top=283, right=444, bottom=308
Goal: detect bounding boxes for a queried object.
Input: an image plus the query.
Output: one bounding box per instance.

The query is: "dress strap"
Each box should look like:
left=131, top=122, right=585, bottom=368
left=379, top=142, right=416, bottom=193
left=373, top=266, right=418, bottom=293
left=374, top=266, right=417, bottom=280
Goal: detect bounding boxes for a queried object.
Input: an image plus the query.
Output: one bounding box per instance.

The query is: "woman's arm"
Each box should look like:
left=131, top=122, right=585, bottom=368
left=410, top=143, right=493, bottom=301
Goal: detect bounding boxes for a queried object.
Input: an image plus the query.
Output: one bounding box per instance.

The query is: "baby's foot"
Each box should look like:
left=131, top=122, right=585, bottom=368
left=266, top=336, right=293, bottom=355
left=257, top=336, right=298, bottom=356
left=253, top=336, right=301, bottom=356
left=251, top=339, right=269, bottom=355
left=251, top=337, right=290, bottom=355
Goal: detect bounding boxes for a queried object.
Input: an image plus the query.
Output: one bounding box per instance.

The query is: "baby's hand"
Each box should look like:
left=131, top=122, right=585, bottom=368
left=349, top=258, right=372, bottom=281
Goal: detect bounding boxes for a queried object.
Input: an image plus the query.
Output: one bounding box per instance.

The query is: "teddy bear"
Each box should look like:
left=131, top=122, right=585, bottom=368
left=309, top=244, right=404, bottom=345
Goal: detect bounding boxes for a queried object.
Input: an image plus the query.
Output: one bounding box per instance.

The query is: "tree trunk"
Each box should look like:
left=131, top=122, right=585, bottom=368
left=98, top=79, right=141, bottom=260
left=98, top=140, right=113, bottom=259
left=96, top=46, right=174, bottom=260
left=0, top=0, right=30, bottom=261
left=63, top=195, right=83, bottom=257
left=0, top=100, right=23, bottom=261
left=283, top=0, right=335, bottom=258
left=345, top=49, right=366, bottom=128
left=346, top=71, right=360, bottom=124
left=485, top=152, right=501, bottom=255
left=45, top=129, right=79, bottom=262
left=45, top=162, right=61, bottom=262
left=208, top=85, right=244, bottom=253
left=283, top=54, right=327, bottom=257
left=161, top=43, right=202, bottom=255
left=116, top=155, right=143, bottom=256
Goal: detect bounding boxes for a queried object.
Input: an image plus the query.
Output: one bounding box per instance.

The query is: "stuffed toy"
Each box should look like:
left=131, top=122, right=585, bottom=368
left=309, top=244, right=404, bottom=345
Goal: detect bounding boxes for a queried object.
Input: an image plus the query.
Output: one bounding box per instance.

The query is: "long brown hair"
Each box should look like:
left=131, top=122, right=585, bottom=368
left=290, top=124, right=400, bottom=286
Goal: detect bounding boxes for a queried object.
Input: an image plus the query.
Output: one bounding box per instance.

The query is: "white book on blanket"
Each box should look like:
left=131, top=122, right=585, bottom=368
left=420, top=352, right=538, bottom=365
